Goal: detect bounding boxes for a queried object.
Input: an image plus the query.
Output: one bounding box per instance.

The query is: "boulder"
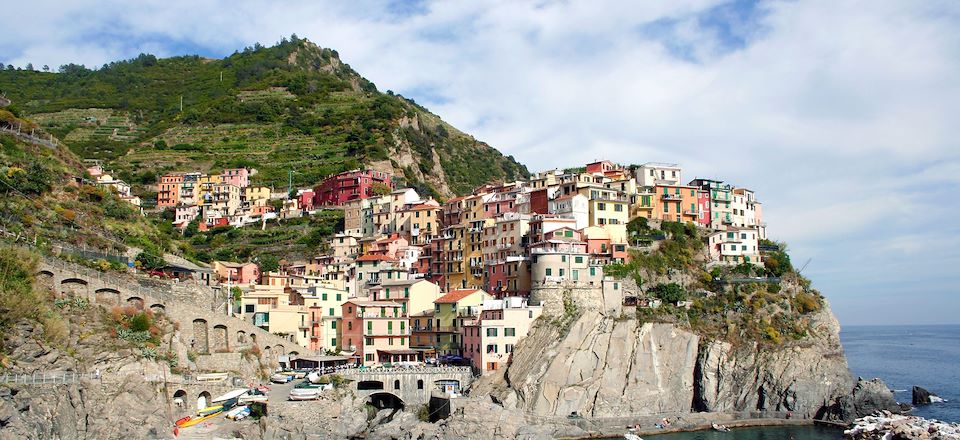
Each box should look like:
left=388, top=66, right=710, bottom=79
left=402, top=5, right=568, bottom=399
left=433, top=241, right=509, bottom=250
left=912, top=386, right=942, bottom=406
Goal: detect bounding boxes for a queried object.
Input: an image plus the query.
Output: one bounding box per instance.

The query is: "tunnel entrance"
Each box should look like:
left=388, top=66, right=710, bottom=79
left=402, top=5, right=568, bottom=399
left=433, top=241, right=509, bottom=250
left=368, top=392, right=404, bottom=410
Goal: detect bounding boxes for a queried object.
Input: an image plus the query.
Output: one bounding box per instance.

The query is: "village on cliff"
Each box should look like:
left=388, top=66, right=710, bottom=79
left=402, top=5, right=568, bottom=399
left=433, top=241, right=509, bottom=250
left=103, top=160, right=768, bottom=373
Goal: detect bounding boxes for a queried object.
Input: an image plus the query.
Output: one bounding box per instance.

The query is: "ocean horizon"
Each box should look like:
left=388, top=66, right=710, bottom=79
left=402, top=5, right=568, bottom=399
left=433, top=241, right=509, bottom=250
left=841, top=324, right=960, bottom=423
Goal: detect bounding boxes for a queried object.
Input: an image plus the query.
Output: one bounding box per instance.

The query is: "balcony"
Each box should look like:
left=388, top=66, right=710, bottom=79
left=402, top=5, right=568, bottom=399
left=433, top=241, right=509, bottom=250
left=684, top=210, right=700, bottom=216
left=661, top=193, right=683, bottom=201
left=496, top=243, right=512, bottom=250
left=364, top=329, right=409, bottom=337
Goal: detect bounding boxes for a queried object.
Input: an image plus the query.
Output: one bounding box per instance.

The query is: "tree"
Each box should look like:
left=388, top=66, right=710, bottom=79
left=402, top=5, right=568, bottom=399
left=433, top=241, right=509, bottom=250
left=370, top=182, right=391, bottom=196
left=135, top=252, right=165, bottom=270
left=627, top=217, right=650, bottom=236
left=257, top=254, right=279, bottom=273
left=231, top=286, right=242, bottom=303
left=25, top=63, right=33, bottom=71
left=42, top=65, right=49, bottom=72
left=650, top=283, right=687, bottom=303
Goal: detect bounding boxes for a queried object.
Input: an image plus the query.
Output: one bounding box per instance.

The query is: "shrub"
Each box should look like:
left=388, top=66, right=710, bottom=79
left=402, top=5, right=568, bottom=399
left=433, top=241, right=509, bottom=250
left=793, top=292, right=821, bottom=314
left=650, top=283, right=687, bottom=303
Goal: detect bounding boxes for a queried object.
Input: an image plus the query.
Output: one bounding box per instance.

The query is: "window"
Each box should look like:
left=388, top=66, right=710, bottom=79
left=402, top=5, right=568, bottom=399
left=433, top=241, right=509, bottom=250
left=331, top=321, right=337, bottom=330
left=572, top=270, right=579, bottom=280
left=404, top=287, right=409, bottom=298
left=727, top=232, right=735, bottom=239
left=487, top=328, right=498, bottom=337
left=598, top=202, right=606, bottom=211
left=575, top=256, right=584, bottom=264
left=244, top=304, right=254, bottom=313
left=505, top=328, right=516, bottom=337
left=615, top=204, right=623, bottom=212
left=388, top=321, right=393, bottom=335
left=329, top=308, right=334, bottom=316
left=388, top=337, right=394, bottom=346
left=417, top=380, right=424, bottom=389
left=365, top=353, right=373, bottom=361
left=505, top=344, right=514, bottom=353
left=741, top=233, right=747, bottom=239
left=545, top=268, right=552, bottom=276
left=561, top=255, right=567, bottom=262
left=322, top=293, right=328, bottom=301
left=613, top=282, right=619, bottom=290
left=365, top=337, right=373, bottom=346
left=400, top=321, right=406, bottom=333
left=565, top=230, right=573, bottom=238
left=486, top=344, right=498, bottom=353
left=336, top=294, right=342, bottom=301
left=331, top=338, right=337, bottom=347
left=367, top=321, right=372, bottom=333
left=559, top=268, right=565, bottom=277
left=590, top=267, right=596, bottom=276
left=348, top=322, right=353, bottom=330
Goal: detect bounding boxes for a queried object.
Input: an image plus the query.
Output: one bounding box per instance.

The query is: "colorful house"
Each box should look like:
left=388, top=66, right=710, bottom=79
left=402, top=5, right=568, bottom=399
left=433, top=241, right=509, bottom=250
left=213, top=261, right=260, bottom=285
left=430, top=289, right=492, bottom=355
left=313, top=169, right=392, bottom=206
left=339, top=299, right=412, bottom=366
left=461, top=297, right=543, bottom=373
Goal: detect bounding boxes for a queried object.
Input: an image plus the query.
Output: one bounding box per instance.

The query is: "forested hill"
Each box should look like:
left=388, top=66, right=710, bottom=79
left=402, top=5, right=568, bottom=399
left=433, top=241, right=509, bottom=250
left=0, top=36, right=528, bottom=199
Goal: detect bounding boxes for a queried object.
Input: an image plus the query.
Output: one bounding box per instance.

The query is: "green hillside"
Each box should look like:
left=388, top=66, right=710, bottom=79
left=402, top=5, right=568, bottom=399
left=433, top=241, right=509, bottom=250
left=0, top=36, right=529, bottom=199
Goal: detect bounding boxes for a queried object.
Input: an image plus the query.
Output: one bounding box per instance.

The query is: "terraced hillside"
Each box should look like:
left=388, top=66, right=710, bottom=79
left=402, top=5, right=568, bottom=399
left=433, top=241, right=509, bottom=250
left=0, top=36, right=529, bottom=198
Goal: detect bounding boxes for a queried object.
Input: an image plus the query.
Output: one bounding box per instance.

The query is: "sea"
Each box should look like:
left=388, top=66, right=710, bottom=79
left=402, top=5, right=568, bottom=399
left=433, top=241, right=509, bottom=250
left=643, top=325, right=960, bottom=439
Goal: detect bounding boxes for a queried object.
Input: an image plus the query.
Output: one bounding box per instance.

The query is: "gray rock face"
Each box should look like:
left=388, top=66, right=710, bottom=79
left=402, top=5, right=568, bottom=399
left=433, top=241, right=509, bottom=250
left=912, top=386, right=941, bottom=406
left=501, top=304, right=855, bottom=420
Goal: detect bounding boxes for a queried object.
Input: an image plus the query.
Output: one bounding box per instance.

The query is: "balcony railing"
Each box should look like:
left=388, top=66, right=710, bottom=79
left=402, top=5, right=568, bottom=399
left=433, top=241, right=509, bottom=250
left=662, top=193, right=683, bottom=200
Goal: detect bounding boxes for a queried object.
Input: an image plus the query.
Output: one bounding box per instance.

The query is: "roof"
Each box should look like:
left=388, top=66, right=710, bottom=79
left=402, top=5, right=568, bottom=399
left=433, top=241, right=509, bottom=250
left=356, top=254, right=397, bottom=262
left=409, top=310, right=435, bottom=318
left=435, top=289, right=483, bottom=304
left=378, top=279, right=432, bottom=287
left=405, top=204, right=441, bottom=211
left=345, top=299, right=401, bottom=307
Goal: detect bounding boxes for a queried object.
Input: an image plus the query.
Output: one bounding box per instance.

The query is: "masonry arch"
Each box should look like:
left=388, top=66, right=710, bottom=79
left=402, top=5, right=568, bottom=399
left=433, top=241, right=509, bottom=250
left=197, top=391, right=212, bottom=410
left=172, top=389, right=187, bottom=408
left=94, top=288, right=120, bottom=304
left=149, top=303, right=165, bottom=314
left=60, top=278, right=88, bottom=296
left=212, top=324, right=228, bottom=352
left=236, top=330, right=247, bottom=344
left=393, top=380, right=400, bottom=390
left=193, top=319, right=209, bottom=353
left=289, top=350, right=299, bottom=357
left=368, top=392, right=404, bottom=410
left=417, top=379, right=424, bottom=390
left=263, top=346, right=272, bottom=359
left=126, top=296, right=144, bottom=309
left=36, top=270, right=54, bottom=285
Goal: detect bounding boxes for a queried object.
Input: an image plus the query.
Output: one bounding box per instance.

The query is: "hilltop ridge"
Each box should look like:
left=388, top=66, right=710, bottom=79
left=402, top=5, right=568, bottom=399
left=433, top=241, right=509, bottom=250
left=0, top=36, right=528, bottom=200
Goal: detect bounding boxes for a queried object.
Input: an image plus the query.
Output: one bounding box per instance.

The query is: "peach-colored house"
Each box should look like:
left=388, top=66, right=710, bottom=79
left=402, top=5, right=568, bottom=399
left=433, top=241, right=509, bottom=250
left=461, top=297, right=543, bottom=373
left=213, top=261, right=260, bottom=285
left=340, top=299, right=415, bottom=366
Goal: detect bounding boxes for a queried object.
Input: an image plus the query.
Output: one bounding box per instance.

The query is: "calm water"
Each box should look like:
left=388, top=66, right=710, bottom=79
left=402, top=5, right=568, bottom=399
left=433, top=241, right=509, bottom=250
left=645, top=425, right=842, bottom=439
left=841, top=325, right=960, bottom=423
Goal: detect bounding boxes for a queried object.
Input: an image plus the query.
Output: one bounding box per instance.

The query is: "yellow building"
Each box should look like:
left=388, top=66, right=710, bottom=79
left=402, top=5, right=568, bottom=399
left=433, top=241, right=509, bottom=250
left=304, top=286, right=349, bottom=352
left=245, top=186, right=271, bottom=205
left=431, top=289, right=493, bottom=355
left=370, top=279, right=442, bottom=317
left=238, top=285, right=308, bottom=347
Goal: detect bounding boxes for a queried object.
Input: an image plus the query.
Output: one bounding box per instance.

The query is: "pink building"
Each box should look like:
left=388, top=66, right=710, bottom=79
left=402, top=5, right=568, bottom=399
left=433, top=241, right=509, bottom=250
left=368, top=234, right=408, bottom=260
left=340, top=299, right=415, bottom=366
left=697, top=190, right=711, bottom=227
left=213, top=261, right=260, bottom=285
left=313, top=169, right=392, bottom=206
left=299, top=190, right=315, bottom=212
left=221, top=168, right=250, bottom=188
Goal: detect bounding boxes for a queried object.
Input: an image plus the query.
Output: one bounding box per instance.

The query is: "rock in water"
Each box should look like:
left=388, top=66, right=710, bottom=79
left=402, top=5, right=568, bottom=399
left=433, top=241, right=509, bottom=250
left=912, top=386, right=942, bottom=405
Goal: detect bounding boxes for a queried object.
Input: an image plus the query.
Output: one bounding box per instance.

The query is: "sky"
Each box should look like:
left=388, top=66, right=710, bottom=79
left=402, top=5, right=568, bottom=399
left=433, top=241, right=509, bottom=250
left=3, top=0, right=959, bottom=325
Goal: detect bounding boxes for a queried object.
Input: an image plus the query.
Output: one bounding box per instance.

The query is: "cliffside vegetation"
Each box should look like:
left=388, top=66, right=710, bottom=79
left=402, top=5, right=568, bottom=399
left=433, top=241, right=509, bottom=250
left=0, top=247, right=66, bottom=354
left=0, top=36, right=528, bottom=200
left=607, top=220, right=824, bottom=349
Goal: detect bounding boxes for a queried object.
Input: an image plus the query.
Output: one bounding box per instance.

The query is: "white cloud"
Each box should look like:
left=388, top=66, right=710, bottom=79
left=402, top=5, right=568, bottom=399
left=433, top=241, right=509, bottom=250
left=3, top=0, right=959, bottom=324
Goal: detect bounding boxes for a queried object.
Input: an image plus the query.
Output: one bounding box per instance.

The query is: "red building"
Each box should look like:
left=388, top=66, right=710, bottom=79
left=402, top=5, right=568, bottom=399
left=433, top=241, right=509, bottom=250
left=313, top=170, right=392, bottom=206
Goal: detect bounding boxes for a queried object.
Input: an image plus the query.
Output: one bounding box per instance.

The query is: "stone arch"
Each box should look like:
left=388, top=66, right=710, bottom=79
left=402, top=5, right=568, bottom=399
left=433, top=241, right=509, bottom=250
left=94, top=288, right=120, bottom=304
left=368, top=392, right=404, bottom=409
left=263, top=346, right=272, bottom=359
left=197, top=391, right=212, bottom=410
left=236, top=330, right=247, bottom=344
left=212, top=324, right=228, bottom=352
left=393, top=379, right=400, bottom=390
left=277, top=345, right=286, bottom=355
left=60, top=278, right=88, bottom=296
left=172, top=389, right=187, bottom=408
left=249, top=333, right=257, bottom=344
left=126, top=296, right=144, bottom=309
left=192, top=319, right=209, bottom=353
left=36, top=270, right=55, bottom=286
left=149, top=303, right=165, bottom=314
left=289, top=350, right=299, bottom=356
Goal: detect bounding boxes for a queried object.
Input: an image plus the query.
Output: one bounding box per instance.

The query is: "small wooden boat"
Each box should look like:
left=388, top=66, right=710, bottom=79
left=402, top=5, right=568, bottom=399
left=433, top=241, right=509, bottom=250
left=623, top=433, right=643, bottom=440
left=212, top=388, right=250, bottom=403
left=179, top=410, right=223, bottom=428
left=238, top=395, right=269, bottom=404
left=197, top=405, right=224, bottom=416
left=174, top=416, right=192, bottom=427
left=712, top=423, right=731, bottom=432
left=224, top=405, right=250, bottom=420
left=195, top=372, right=229, bottom=381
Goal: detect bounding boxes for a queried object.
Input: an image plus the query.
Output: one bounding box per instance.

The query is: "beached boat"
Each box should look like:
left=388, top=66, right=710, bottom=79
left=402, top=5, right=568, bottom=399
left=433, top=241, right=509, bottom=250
left=197, top=405, right=224, bottom=416
left=179, top=410, right=223, bottom=428
left=270, top=373, right=293, bottom=383
left=212, top=388, right=250, bottom=403
left=288, top=387, right=320, bottom=401
left=238, top=395, right=269, bottom=404
left=174, top=416, right=191, bottom=427
left=712, top=423, right=731, bottom=432
left=195, top=372, right=229, bottom=381
left=623, top=434, right=643, bottom=440
left=224, top=405, right=250, bottom=420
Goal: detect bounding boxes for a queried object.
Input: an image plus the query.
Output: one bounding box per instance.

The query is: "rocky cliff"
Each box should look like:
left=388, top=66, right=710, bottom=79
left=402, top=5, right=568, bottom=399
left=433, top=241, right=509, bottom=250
left=491, top=300, right=855, bottom=421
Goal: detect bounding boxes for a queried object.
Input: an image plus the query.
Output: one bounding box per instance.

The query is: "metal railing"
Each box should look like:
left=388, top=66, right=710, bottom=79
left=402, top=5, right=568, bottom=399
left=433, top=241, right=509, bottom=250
left=0, top=371, right=98, bottom=385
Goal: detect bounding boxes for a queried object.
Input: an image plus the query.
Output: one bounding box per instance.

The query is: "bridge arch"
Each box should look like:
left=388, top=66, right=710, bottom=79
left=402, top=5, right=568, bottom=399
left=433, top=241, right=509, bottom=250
left=368, top=392, right=404, bottom=409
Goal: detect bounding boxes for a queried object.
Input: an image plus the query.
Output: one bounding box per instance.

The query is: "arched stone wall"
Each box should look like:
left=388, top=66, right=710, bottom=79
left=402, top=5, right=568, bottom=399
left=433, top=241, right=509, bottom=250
left=212, top=324, right=228, bottom=352
left=237, top=330, right=247, bottom=344
left=126, top=296, right=144, bottom=309
left=193, top=319, right=209, bottom=353
left=149, top=303, right=165, bottom=314
left=95, top=288, right=120, bottom=305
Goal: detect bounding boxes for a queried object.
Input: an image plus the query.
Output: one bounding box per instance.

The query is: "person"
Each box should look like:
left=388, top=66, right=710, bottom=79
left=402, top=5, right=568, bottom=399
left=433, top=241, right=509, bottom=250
left=93, top=368, right=100, bottom=379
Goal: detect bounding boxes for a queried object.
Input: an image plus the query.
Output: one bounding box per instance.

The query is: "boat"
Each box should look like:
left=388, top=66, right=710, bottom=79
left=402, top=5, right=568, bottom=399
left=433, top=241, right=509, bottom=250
left=174, top=416, right=191, bottom=427
left=712, top=423, right=731, bottom=432
left=624, top=434, right=643, bottom=440
left=288, top=387, right=320, bottom=401
left=195, top=372, right=229, bottom=381
left=238, top=395, right=269, bottom=404
left=270, top=373, right=293, bottom=384
left=197, top=405, right=223, bottom=416
left=178, top=409, right=223, bottom=428
left=224, top=405, right=250, bottom=420
left=211, top=388, right=250, bottom=403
